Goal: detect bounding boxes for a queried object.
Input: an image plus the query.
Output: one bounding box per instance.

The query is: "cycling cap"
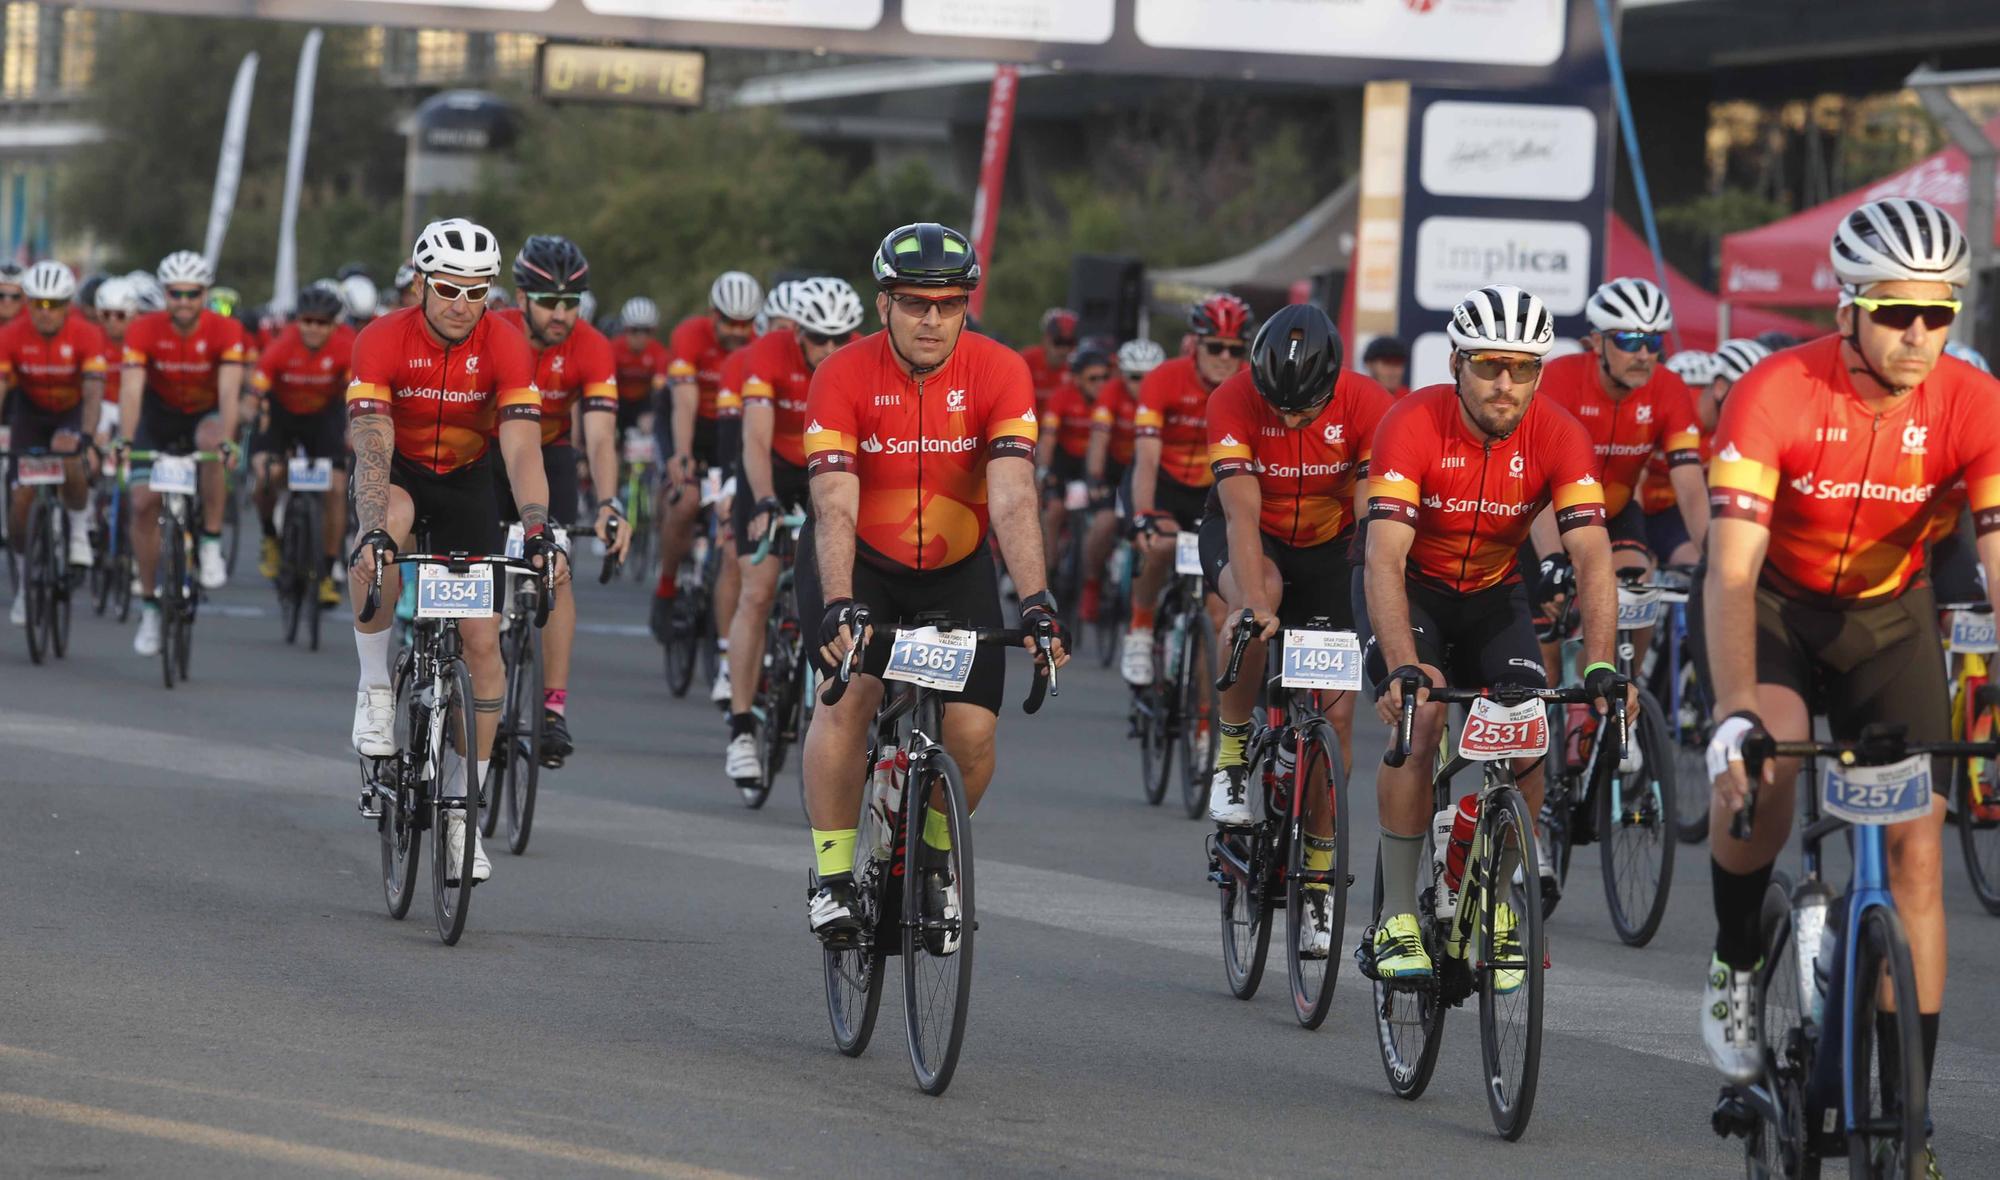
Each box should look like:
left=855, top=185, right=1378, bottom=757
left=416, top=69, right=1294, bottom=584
left=412, top=218, right=501, bottom=279
left=709, top=270, right=763, bottom=320
left=619, top=296, right=659, bottom=330
left=1831, top=197, right=1970, bottom=290
left=1446, top=285, right=1555, bottom=357
left=791, top=276, right=866, bottom=337
left=22, top=260, right=77, bottom=302
left=1117, top=338, right=1166, bottom=376
left=1585, top=277, right=1673, bottom=333
left=871, top=222, right=981, bottom=290
left=156, top=250, right=213, bottom=288
left=1250, top=303, right=1344, bottom=414
left=1712, top=338, right=1773, bottom=382
left=1189, top=292, right=1253, bottom=340
left=513, top=235, right=590, bottom=295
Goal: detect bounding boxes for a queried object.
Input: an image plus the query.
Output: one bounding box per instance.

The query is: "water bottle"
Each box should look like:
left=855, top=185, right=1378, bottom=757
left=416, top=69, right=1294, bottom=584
left=868, top=747, right=906, bottom=862
left=1429, top=806, right=1459, bottom=919
left=1275, top=743, right=1296, bottom=782
left=1812, top=918, right=1839, bottom=1030
left=1791, top=888, right=1829, bottom=1025
left=1443, top=793, right=1480, bottom=893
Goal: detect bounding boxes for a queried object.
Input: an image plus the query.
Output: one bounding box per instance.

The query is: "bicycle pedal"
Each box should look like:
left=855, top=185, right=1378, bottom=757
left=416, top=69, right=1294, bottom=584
left=356, top=791, right=382, bottom=819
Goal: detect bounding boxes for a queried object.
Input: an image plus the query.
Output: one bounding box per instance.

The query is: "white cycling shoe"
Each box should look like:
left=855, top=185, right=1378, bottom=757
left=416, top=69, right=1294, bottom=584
left=8, top=586, right=23, bottom=627
left=1300, top=889, right=1333, bottom=960
left=724, top=731, right=760, bottom=781
left=443, top=812, right=491, bottom=885
left=133, top=606, right=162, bottom=656
left=1120, top=629, right=1155, bottom=687
left=710, top=662, right=733, bottom=705
left=351, top=688, right=396, bottom=757
left=1701, top=953, right=1763, bottom=1085
left=1207, top=764, right=1254, bottom=826
left=197, top=539, right=228, bottom=590
left=67, top=514, right=94, bottom=567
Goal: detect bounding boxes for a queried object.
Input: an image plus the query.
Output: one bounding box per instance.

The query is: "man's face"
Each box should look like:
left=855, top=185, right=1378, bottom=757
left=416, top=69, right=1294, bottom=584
left=1074, top=363, right=1110, bottom=400
left=0, top=284, right=22, bottom=320
left=166, top=283, right=206, bottom=330
left=624, top=326, right=652, bottom=351
left=877, top=285, right=969, bottom=370
left=1451, top=350, right=1543, bottom=437
left=1839, top=279, right=1956, bottom=391
left=1194, top=335, right=1246, bottom=388
left=1046, top=326, right=1076, bottom=369
left=297, top=313, right=335, bottom=350
left=98, top=308, right=128, bottom=341
left=1591, top=329, right=1662, bottom=389
left=714, top=310, right=755, bottom=351
left=1366, top=358, right=1407, bottom=390
left=421, top=270, right=490, bottom=342
left=800, top=327, right=851, bottom=370
left=28, top=298, right=68, bottom=336
left=525, top=293, right=579, bottom=345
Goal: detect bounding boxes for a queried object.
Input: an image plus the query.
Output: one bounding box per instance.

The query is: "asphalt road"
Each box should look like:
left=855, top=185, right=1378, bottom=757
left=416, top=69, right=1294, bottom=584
left=3, top=565, right=1997, bottom=1179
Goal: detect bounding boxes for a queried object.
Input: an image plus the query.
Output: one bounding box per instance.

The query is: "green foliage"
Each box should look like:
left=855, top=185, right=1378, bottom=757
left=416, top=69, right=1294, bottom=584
left=1655, top=188, right=1792, bottom=242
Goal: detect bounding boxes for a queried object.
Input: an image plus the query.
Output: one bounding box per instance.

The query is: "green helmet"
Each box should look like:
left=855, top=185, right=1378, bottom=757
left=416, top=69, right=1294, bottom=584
left=207, top=285, right=241, bottom=317
left=871, top=222, right=981, bottom=290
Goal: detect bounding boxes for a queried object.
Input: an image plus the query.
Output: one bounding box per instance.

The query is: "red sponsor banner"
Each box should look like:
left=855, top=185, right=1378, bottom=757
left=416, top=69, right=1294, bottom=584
left=968, top=65, right=1020, bottom=320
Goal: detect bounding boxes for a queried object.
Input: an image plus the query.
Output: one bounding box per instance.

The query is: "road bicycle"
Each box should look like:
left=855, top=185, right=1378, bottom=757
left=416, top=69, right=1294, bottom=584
left=1639, top=565, right=1714, bottom=843
left=90, top=447, right=135, bottom=622
left=1359, top=675, right=1624, bottom=1140
left=1938, top=600, right=2000, bottom=914
left=269, top=453, right=334, bottom=651
left=1712, top=724, right=1972, bottom=1179
left=816, top=605, right=1057, bottom=1095
left=1208, top=611, right=1356, bottom=1028
left=619, top=431, right=655, bottom=583
left=663, top=468, right=727, bottom=697
left=477, top=522, right=573, bottom=855
left=128, top=449, right=222, bottom=689
left=1131, top=521, right=1218, bottom=817
left=6, top=448, right=81, bottom=665
left=740, top=506, right=808, bottom=811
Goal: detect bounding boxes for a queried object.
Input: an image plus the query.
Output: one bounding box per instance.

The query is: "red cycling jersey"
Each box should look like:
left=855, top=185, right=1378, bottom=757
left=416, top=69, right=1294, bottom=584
left=1040, top=376, right=1094, bottom=462
left=1210, top=369, right=1395, bottom=547
left=251, top=322, right=354, bottom=416
left=0, top=312, right=108, bottom=414
left=492, top=310, right=617, bottom=447
left=122, top=309, right=248, bottom=415
left=1536, top=352, right=1702, bottom=516
left=1136, top=356, right=1227, bottom=489
left=740, top=329, right=815, bottom=469
left=1020, top=343, right=1066, bottom=417
left=1368, top=385, right=1607, bottom=594
left=1640, top=437, right=1710, bottom=515
left=345, top=306, right=540, bottom=476
left=667, top=314, right=741, bottom=421
left=804, top=331, right=1037, bottom=571
left=1709, top=335, right=2000, bottom=603
left=715, top=343, right=750, bottom=423
left=611, top=334, right=669, bottom=405
left=1092, top=374, right=1138, bottom=468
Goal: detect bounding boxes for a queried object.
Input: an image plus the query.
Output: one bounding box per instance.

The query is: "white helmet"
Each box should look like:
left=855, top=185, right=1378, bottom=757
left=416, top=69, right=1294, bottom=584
left=23, top=260, right=77, bottom=302
left=125, top=270, right=165, bottom=311
left=762, top=280, right=802, bottom=325
left=340, top=274, right=379, bottom=319
left=393, top=263, right=417, bottom=292
left=1585, top=277, right=1673, bottom=333
left=1445, top=285, right=1556, bottom=357
left=95, top=275, right=139, bottom=314
left=709, top=270, right=763, bottom=321
left=790, top=277, right=865, bottom=337
left=1712, top=338, right=1773, bottom=383
left=411, top=218, right=501, bottom=279
left=1663, top=349, right=1718, bottom=388
left=578, top=290, right=597, bottom=324
left=156, top=250, right=213, bottom=288
left=1117, top=338, right=1166, bottom=376
left=620, top=296, right=659, bottom=330
left=1831, top=197, right=1970, bottom=291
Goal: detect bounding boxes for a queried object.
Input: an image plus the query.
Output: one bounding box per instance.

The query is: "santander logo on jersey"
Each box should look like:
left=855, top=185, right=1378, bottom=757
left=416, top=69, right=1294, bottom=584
left=860, top=433, right=978, bottom=456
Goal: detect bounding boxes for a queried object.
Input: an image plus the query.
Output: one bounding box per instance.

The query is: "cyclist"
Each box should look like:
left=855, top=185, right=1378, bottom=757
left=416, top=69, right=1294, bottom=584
left=722, top=276, right=864, bottom=791
left=1640, top=349, right=1720, bottom=564
left=1362, top=285, right=1623, bottom=983
left=346, top=218, right=562, bottom=886
left=1038, top=345, right=1111, bottom=579
left=250, top=282, right=353, bottom=607
left=339, top=275, right=379, bottom=330
left=1021, top=307, right=1078, bottom=417
left=1078, top=338, right=1159, bottom=622
left=612, top=296, right=668, bottom=439
left=393, top=264, right=419, bottom=310
left=0, top=260, right=25, bottom=322
left=1361, top=335, right=1410, bottom=398
left=118, top=250, right=249, bottom=654
left=91, top=277, right=139, bottom=453
left=798, top=222, right=1066, bottom=943
left=1119, top=293, right=1253, bottom=687
left=1700, top=201, right=2000, bottom=1153
left=1202, top=304, right=1393, bottom=955
left=1708, top=338, right=1772, bottom=406
left=2, top=261, right=106, bottom=623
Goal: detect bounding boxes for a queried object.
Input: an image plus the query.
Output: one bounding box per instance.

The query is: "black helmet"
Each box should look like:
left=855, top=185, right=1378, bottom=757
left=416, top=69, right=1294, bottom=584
left=1250, top=304, right=1344, bottom=414
left=295, top=283, right=344, bottom=320
left=1361, top=335, right=1408, bottom=364
left=513, top=235, right=590, bottom=295
left=871, top=222, right=981, bottom=290
left=77, top=274, right=106, bottom=311
left=1069, top=345, right=1112, bottom=374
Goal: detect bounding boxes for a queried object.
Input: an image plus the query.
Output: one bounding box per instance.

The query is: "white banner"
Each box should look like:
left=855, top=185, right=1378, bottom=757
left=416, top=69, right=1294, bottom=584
left=201, top=53, right=259, bottom=273
left=272, top=30, right=323, bottom=314
left=1134, top=0, right=1566, bottom=66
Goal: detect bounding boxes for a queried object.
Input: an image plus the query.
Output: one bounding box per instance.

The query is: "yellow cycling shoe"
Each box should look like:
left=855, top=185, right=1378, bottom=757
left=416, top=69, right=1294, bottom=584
left=1489, top=902, right=1525, bottom=995
left=1371, top=913, right=1433, bottom=980
left=258, top=535, right=281, bottom=580
left=318, top=575, right=343, bottom=607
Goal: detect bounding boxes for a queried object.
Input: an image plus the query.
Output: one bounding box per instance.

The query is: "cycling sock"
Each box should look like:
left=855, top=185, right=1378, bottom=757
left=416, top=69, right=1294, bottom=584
left=1921, top=1011, right=1939, bottom=1091
left=1131, top=606, right=1155, bottom=631
left=715, top=636, right=729, bottom=652
left=354, top=626, right=393, bottom=691
left=654, top=567, right=676, bottom=598
left=729, top=711, right=756, bottom=739
left=201, top=529, right=222, bottom=543
left=1379, top=829, right=1426, bottom=919
left=543, top=688, right=567, bottom=716
left=1217, top=719, right=1251, bottom=768
left=260, top=515, right=277, bottom=539
left=812, top=828, right=857, bottom=879
left=1303, top=834, right=1335, bottom=892
left=1710, top=857, right=1774, bottom=970
left=922, top=807, right=952, bottom=854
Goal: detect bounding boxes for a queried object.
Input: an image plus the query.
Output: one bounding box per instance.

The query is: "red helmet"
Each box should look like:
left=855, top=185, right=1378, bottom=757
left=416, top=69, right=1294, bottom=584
left=1189, top=293, right=1253, bottom=340
left=1041, top=307, right=1079, bottom=341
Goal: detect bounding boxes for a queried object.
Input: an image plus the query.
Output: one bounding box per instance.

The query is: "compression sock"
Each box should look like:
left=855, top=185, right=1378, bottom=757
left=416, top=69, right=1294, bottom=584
left=923, top=806, right=952, bottom=854
left=729, top=711, right=756, bottom=739
left=1710, top=857, right=1775, bottom=970
left=1303, top=834, right=1335, bottom=894
left=1131, top=605, right=1155, bottom=631
left=1379, top=830, right=1426, bottom=919
left=812, top=828, right=858, bottom=879
left=354, top=626, right=392, bottom=691
left=543, top=688, right=567, bottom=716
left=1218, top=719, right=1252, bottom=769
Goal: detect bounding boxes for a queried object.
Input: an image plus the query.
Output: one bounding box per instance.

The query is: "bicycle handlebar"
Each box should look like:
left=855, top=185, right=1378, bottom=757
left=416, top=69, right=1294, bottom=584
left=1383, top=679, right=1624, bottom=770
left=817, top=606, right=1058, bottom=714
left=1731, top=726, right=1999, bottom=840
left=356, top=543, right=553, bottom=629
left=598, top=518, right=622, bottom=585
left=750, top=510, right=808, bottom=565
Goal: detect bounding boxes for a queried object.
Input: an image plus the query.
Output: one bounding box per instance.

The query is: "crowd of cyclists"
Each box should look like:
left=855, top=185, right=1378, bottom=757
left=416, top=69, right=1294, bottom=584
left=5, top=191, right=1996, bottom=1172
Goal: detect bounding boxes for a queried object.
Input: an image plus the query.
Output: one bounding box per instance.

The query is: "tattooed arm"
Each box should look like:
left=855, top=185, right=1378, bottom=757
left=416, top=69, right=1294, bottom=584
left=350, top=412, right=394, bottom=536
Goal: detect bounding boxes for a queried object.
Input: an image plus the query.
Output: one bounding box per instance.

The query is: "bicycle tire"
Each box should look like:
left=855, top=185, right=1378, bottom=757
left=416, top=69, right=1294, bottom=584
left=1287, top=719, right=1350, bottom=1029
left=381, top=652, right=420, bottom=920
left=303, top=495, right=325, bottom=653
left=1366, top=858, right=1448, bottom=1099
left=1750, top=874, right=1823, bottom=1180
left=431, top=656, right=479, bottom=945
left=1673, top=654, right=1715, bottom=844
left=278, top=502, right=308, bottom=645
left=479, top=619, right=516, bottom=840
left=1219, top=828, right=1273, bottom=1000
left=1477, top=785, right=1544, bottom=1141
left=746, top=620, right=789, bottom=811
left=160, top=516, right=186, bottom=689
left=1139, top=621, right=1173, bottom=806
left=1845, top=905, right=1926, bottom=1179
left=1956, top=707, right=2000, bottom=915
left=1600, top=691, right=1677, bottom=947
left=902, top=744, right=975, bottom=1095
left=665, top=583, right=698, bottom=697
left=23, top=500, right=49, bottom=665
left=223, top=479, right=242, bottom=575
left=505, top=624, right=544, bottom=855
left=823, top=864, right=886, bottom=1056
left=1178, top=613, right=1219, bottom=820
left=50, top=504, right=73, bottom=660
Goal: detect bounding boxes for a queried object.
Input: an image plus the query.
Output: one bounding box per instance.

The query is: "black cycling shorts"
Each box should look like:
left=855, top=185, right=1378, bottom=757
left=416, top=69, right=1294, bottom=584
left=1117, top=467, right=1207, bottom=531
left=1043, top=449, right=1087, bottom=495
left=795, top=529, right=1008, bottom=715
left=733, top=457, right=810, bottom=558
left=1197, top=513, right=1356, bottom=629
left=494, top=444, right=581, bottom=529
left=1644, top=508, right=1692, bottom=566
left=615, top=397, right=647, bottom=437
left=1607, top=500, right=1650, bottom=557
left=1363, top=578, right=1547, bottom=695
left=132, top=395, right=213, bottom=456
left=6, top=397, right=83, bottom=453
left=254, top=404, right=344, bottom=461
left=654, top=388, right=722, bottom=472
left=392, top=451, right=501, bottom=556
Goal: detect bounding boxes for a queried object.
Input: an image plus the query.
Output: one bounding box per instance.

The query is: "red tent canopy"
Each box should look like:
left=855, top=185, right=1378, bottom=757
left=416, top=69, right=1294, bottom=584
left=1605, top=215, right=1821, bottom=351
left=1718, top=116, right=2000, bottom=308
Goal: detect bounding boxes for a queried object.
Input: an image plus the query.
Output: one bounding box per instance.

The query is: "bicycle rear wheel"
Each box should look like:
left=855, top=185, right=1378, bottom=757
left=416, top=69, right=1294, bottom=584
left=902, top=744, right=975, bottom=1095
left=823, top=863, right=886, bottom=1056
left=1287, top=721, right=1350, bottom=1029
left=1365, top=858, right=1447, bottom=1099
left=23, top=501, right=50, bottom=665
left=381, top=653, right=420, bottom=920
left=665, top=580, right=698, bottom=697
left=1177, top=613, right=1219, bottom=820
left=1600, top=692, right=1677, bottom=946
left=430, top=657, right=479, bottom=945
left=1846, top=905, right=1926, bottom=1179
left=1957, top=707, right=2000, bottom=915
left=1672, top=654, right=1715, bottom=844
left=278, top=502, right=308, bottom=645
left=1477, top=785, right=1544, bottom=1141
left=49, top=509, right=72, bottom=660
left=159, top=517, right=187, bottom=689
left=503, top=624, right=543, bottom=854
left=1750, top=875, right=1822, bottom=1180
left=1218, top=828, right=1272, bottom=1000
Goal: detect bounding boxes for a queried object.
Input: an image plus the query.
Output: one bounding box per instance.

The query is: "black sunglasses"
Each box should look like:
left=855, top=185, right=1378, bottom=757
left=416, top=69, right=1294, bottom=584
left=1606, top=331, right=1664, bottom=354
left=297, top=317, right=334, bottom=328
left=802, top=329, right=855, bottom=347
left=166, top=287, right=206, bottom=302
left=1051, top=336, right=1077, bottom=347
left=1851, top=296, right=1960, bottom=332
left=1202, top=341, right=1247, bottom=358
left=527, top=293, right=583, bottom=310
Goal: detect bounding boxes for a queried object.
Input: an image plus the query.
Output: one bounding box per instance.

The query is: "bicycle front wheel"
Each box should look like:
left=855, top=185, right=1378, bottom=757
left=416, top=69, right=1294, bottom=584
left=503, top=625, right=543, bottom=854
left=1600, top=692, right=1677, bottom=946
left=902, top=744, right=975, bottom=1095
left=49, top=510, right=72, bottom=660
left=1287, top=720, right=1350, bottom=1029
left=1477, top=786, right=1544, bottom=1141
left=430, top=657, right=479, bottom=945
left=159, top=518, right=187, bottom=689
left=380, top=653, right=420, bottom=920
left=1846, top=904, right=1926, bottom=1178
left=1750, top=875, right=1821, bottom=1180
left=23, top=501, right=50, bottom=665
left=1177, top=613, right=1219, bottom=820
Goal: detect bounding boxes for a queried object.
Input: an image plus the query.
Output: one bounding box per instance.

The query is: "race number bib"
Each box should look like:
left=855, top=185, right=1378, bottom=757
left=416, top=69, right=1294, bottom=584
left=1064, top=480, right=1090, bottom=511
left=414, top=564, right=494, bottom=619
left=1174, top=531, right=1203, bottom=577
left=286, top=456, right=333, bottom=492
left=1949, top=609, right=1997, bottom=655
left=148, top=455, right=197, bottom=496
left=16, top=455, right=64, bottom=486
left=1280, top=629, right=1364, bottom=691
left=1458, top=696, right=1551, bottom=761
left=622, top=433, right=657, bottom=464
left=1615, top=587, right=1662, bottom=631
left=503, top=522, right=569, bottom=560
left=883, top=626, right=977, bottom=693
left=1822, top=755, right=1933, bottom=826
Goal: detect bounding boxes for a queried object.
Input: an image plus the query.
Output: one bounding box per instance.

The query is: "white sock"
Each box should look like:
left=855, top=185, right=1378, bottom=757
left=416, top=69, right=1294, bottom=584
left=354, top=626, right=392, bottom=691
left=67, top=506, right=90, bottom=534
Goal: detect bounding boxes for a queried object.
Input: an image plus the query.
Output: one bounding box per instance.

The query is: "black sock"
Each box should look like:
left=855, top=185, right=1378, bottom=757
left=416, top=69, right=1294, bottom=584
left=260, top=518, right=276, bottom=539
left=202, top=529, right=222, bottom=542
left=729, top=711, right=756, bottom=739
left=1711, top=857, right=1774, bottom=969
left=1921, top=1011, right=1939, bottom=1092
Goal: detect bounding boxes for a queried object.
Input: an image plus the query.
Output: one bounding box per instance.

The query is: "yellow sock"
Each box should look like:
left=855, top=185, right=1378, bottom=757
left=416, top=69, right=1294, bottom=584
left=1218, top=719, right=1252, bottom=769
left=1303, top=834, right=1335, bottom=892
left=922, top=807, right=952, bottom=853
left=812, top=828, right=858, bottom=878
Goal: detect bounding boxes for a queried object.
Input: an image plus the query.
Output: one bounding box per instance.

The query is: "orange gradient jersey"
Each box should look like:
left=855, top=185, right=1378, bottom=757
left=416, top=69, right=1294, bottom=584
left=345, top=307, right=540, bottom=475
left=1208, top=369, right=1395, bottom=547
left=804, top=331, right=1037, bottom=571
left=612, top=334, right=668, bottom=404
left=1367, top=385, right=1607, bottom=594
left=1536, top=352, right=1702, bottom=516
left=122, top=309, right=248, bottom=414
left=1092, top=374, right=1138, bottom=467
left=715, top=343, right=749, bottom=422
left=1708, top=336, right=2000, bottom=603
left=740, top=329, right=815, bottom=468
left=1041, top=376, right=1094, bottom=461
left=0, top=312, right=108, bottom=413
left=1135, top=356, right=1220, bottom=488
left=667, top=314, right=737, bottom=421
left=251, top=322, right=354, bottom=416
left=492, top=310, right=617, bottom=447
